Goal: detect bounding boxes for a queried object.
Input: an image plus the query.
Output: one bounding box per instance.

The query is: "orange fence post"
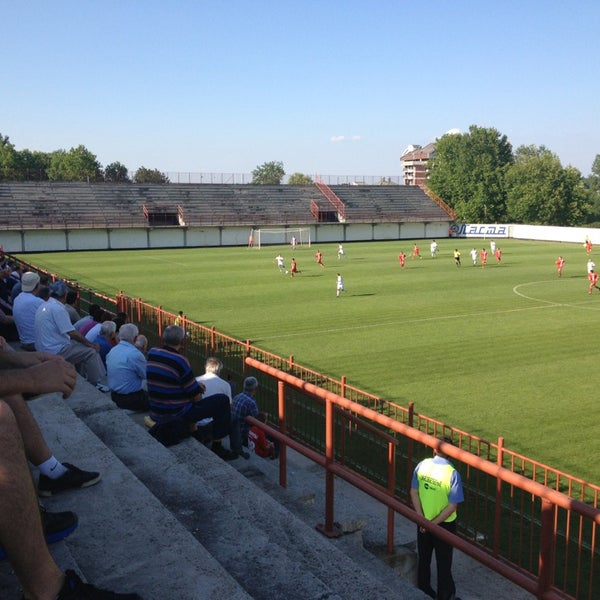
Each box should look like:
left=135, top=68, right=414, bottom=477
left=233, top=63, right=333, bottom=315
left=387, top=440, right=396, bottom=553
left=537, top=498, right=557, bottom=598
left=317, top=396, right=342, bottom=538
left=278, top=381, right=287, bottom=489
left=494, top=436, right=505, bottom=557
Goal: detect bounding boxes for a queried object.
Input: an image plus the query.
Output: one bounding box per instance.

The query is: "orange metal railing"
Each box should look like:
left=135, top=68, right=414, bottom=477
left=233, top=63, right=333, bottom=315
left=315, top=176, right=346, bottom=221
left=421, top=185, right=456, bottom=220
left=244, top=357, right=600, bottom=600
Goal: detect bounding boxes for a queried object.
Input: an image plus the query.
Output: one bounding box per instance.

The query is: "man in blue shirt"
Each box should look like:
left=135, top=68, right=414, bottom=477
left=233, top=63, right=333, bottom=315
left=106, top=323, right=148, bottom=412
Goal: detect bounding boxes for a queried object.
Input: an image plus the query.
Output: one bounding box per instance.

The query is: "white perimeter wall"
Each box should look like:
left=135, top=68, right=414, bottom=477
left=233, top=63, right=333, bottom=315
left=5, top=222, right=596, bottom=254
left=510, top=224, right=600, bottom=244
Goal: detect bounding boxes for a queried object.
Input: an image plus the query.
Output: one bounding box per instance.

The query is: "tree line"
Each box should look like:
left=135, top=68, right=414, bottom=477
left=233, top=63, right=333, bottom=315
left=0, top=133, right=169, bottom=184
left=427, top=125, right=600, bottom=226
left=1, top=128, right=599, bottom=226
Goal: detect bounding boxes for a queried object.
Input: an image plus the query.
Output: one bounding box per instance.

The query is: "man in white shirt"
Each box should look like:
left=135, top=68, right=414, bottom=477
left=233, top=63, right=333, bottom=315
left=196, top=357, right=233, bottom=402
left=12, top=272, right=44, bottom=351
left=35, top=281, right=108, bottom=392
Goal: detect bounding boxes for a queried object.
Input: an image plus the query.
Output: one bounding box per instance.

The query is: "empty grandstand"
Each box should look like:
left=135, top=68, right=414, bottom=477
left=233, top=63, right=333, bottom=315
left=0, top=181, right=452, bottom=230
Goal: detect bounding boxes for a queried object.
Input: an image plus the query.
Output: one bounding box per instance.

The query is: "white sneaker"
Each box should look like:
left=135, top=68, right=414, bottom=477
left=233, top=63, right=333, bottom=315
left=95, top=383, right=110, bottom=393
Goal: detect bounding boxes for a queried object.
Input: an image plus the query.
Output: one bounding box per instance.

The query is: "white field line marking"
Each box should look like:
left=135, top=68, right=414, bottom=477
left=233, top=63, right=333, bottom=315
left=144, top=255, right=189, bottom=267
left=513, top=280, right=600, bottom=311
left=259, top=305, right=556, bottom=342
left=258, top=281, right=600, bottom=342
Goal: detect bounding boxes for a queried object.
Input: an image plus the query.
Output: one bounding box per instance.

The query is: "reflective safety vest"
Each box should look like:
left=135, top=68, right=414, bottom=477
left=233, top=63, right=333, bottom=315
left=416, top=458, right=457, bottom=522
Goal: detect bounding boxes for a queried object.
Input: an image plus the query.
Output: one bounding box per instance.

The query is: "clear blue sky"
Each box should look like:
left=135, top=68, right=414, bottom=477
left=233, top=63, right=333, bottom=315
left=3, top=1, right=599, bottom=177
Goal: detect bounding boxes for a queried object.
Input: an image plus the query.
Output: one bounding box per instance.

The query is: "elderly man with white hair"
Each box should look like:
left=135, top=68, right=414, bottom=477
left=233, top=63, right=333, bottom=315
left=91, top=320, right=117, bottom=367
left=196, top=356, right=232, bottom=402
left=34, top=281, right=108, bottom=392
left=106, top=323, right=149, bottom=412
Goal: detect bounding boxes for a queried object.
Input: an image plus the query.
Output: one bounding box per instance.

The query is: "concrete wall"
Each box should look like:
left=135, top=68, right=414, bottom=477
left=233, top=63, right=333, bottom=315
left=3, top=221, right=451, bottom=253
left=4, top=222, right=599, bottom=254
left=510, top=224, right=600, bottom=244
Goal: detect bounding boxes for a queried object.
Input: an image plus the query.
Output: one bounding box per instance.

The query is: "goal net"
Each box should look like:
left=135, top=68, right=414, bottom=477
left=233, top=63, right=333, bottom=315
left=251, top=227, right=311, bottom=249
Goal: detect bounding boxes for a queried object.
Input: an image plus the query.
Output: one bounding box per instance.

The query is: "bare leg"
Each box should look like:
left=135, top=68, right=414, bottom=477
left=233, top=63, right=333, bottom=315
left=1, top=394, right=51, bottom=466
left=0, top=400, right=64, bottom=600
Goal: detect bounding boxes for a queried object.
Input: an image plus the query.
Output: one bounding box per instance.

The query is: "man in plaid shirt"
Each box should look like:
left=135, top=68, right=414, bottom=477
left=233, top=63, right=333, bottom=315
left=231, top=376, right=259, bottom=459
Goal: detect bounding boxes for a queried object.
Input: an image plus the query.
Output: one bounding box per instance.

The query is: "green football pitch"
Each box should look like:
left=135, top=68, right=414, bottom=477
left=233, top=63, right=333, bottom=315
left=21, top=238, right=600, bottom=485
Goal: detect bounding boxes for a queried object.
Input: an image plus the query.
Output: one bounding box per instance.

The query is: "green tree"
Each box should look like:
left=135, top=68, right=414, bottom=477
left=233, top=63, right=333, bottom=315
left=252, top=161, right=285, bottom=185
left=427, top=125, right=513, bottom=221
left=105, top=162, right=130, bottom=182
left=584, top=154, right=600, bottom=223
left=133, top=167, right=169, bottom=184
left=0, top=133, right=19, bottom=181
left=47, top=145, right=103, bottom=182
left=505, top=145, right=590, bottom=225
left=287, top=172, right=313, bottom=185
left=17, top=149, right=51, bottom=181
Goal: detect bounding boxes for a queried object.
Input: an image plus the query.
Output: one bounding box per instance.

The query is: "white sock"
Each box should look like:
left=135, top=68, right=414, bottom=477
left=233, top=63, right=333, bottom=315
left=37, top=456, right=68, bottom=479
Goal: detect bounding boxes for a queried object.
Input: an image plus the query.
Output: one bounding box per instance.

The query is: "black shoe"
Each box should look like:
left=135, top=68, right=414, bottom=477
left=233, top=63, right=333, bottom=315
left=38, top=463, right=101, bottom=497
left=40, top=504, right=79, bottom=544
left=211, top=444, right=238, bottom=461
left=56, top=569, right=142, bottom=600
left=0, top=506, right=78, bottom=561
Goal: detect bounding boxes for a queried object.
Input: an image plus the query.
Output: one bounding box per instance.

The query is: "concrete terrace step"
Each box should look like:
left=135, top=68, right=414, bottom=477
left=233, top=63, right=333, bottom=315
left=0, top=382, right=251, bottom=600
left=67, top=382, right=426, bottom=600
left=0, top=377, right=534, bottom=600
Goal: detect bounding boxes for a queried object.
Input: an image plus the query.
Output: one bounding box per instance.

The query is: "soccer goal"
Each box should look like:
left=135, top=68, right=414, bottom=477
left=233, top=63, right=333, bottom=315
left=251, top=227, right=311, bottom=249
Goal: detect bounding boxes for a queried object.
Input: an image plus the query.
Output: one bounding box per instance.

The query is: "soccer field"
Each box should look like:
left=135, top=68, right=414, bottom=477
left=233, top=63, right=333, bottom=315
left=21, top=239, right=600, bottom=484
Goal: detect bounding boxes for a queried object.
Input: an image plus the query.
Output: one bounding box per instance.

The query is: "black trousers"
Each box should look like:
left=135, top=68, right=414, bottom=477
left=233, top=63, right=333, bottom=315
left=416, top=520, right=457, bottom=600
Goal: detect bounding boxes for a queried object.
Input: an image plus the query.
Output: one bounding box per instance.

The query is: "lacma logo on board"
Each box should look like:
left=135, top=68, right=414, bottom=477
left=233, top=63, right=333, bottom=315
left=450, top=224, right=508, bottom=237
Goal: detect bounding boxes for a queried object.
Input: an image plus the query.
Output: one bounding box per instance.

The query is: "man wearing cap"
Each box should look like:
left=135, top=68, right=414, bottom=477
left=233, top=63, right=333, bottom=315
left=230, top=376, right=260, bottom=459
left=34, top=280, right=108, bottom=392
left=12, top=271, right=44, bottom=351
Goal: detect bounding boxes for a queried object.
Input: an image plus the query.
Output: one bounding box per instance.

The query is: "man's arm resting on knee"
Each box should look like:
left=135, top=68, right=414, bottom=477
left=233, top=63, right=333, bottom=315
left=0, top=361, right=77, bottom=399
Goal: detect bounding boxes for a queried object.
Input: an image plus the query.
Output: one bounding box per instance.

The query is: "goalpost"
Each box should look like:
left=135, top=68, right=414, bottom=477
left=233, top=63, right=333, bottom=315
left=251, top=227, right=311, bottom=249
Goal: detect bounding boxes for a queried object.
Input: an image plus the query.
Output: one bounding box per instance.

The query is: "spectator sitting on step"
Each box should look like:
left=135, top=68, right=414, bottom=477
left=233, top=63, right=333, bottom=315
left=12, top=271, right=45, bottom=351
left=34, top=281, right=109, bottom=393
left=79, top=305, right=105, bottom=337
left=248, top=412, right=278, bottom=459
left=106, top=323, right=149, bottom=412
left=0, top=264, right=15, bottom=313
left=0, top=305, right=18, bottom=342
left=0, top=335, right=101, bottom=498
left=230, top=376, right=260, bottom=459
left=38, top=285, right=50, bottom=302
left=195, top=356, right=233, bottom=403
left=0, top=350, right=141, bottom=599
left=114, top=311, right=129, bottom=332
left=134, top=333, right=148, bottom=355
left=73, top=303, right=101, bottom=332
left=84, top=310, right=112, bottom=343
left=92, top=320, right=117, bottom=367
left=146, top=325, right=236, bottom=459
left=64, top=290, right=81, bottom=325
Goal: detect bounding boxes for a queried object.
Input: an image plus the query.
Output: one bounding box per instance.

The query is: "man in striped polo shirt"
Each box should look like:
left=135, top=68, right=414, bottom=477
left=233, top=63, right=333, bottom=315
left=146, top=325, right=235, bottom=460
